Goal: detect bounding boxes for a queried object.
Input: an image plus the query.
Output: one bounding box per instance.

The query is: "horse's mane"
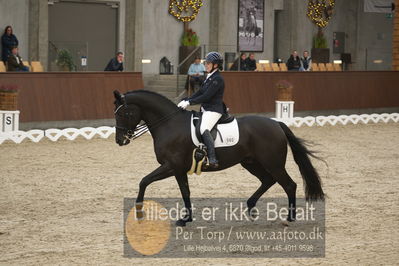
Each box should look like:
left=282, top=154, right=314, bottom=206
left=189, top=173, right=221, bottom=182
left=125, top=89, right=178, bottom=109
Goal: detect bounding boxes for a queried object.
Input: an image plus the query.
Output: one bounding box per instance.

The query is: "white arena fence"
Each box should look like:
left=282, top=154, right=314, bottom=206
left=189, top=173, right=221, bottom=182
left=275, top=113, right=399, bottom=127
left=0, top=126, right=116, bottom=144
left=0, top=113, right=398, bottom=144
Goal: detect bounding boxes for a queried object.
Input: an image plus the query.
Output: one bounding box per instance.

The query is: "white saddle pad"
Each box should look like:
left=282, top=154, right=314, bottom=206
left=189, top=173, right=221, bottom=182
left=191, top=115, right=239, bottom=148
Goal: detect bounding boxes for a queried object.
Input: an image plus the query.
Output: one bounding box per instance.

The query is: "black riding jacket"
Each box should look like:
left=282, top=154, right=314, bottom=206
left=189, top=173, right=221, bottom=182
left=187, top=70, right=225, bottom=114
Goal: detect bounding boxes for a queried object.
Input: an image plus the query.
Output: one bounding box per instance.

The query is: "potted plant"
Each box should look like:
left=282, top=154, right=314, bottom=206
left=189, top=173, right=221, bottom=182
left=0, top=84, right=19, bottom=110
left=307, top=0, right=335, bottom=63
left=276, top=80, right=293, bottom=101
left=311, top=29, right=330, bottom=63
left=181, top=28, right=199, bottom=46
left=179, top=28, right=201, bottom=74
left=56, top=49, right=76, bottom=71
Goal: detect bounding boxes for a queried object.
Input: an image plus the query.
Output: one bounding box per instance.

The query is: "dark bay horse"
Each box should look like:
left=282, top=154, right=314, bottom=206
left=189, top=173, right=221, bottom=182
left=113, top=90, right=324, bottom=226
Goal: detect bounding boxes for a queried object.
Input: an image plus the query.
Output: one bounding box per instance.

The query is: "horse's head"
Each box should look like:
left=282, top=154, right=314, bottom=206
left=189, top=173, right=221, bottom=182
left=113, top=90, right=142, bottom=146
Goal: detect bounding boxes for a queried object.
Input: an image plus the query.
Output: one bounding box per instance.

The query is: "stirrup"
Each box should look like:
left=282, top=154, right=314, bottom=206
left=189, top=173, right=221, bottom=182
left=187, top=146, right=206, bottom=175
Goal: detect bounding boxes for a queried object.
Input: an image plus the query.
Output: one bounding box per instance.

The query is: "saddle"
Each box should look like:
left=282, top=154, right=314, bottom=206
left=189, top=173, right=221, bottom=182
left=192, top=111, right=235, bottom=143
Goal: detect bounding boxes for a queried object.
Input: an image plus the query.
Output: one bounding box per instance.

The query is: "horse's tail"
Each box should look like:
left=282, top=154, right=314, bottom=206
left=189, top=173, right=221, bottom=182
left=278, top=122, right=325, bottom=201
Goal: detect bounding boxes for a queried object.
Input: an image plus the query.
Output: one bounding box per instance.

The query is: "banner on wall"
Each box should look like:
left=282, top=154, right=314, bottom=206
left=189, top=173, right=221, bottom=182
left=364, top=0, right=395, bottom=13
left=238, top=0, right=264, bottom=52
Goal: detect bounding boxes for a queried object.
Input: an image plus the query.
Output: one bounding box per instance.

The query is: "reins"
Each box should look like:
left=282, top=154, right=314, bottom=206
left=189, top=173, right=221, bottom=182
left=146, top=109, right=181, bottom=131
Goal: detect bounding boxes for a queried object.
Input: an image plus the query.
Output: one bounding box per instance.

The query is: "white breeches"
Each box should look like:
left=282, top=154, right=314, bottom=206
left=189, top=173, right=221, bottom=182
left=200, top=111, right=222, bottom=134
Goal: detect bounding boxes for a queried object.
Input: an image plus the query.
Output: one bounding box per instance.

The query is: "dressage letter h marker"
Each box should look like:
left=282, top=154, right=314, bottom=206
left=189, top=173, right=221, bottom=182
left=275, top=101, right=294, bottom=119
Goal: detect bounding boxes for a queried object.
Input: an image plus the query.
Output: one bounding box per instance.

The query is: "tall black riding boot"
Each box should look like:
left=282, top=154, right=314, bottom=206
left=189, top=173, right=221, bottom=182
left=202, top=130, right=219, bottom=168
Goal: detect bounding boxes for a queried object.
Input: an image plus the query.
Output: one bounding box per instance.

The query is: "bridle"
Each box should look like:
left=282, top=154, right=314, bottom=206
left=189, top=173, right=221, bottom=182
left=114, top=103, right=180, bottom=141
left=114, top=104, right=148, bottom=141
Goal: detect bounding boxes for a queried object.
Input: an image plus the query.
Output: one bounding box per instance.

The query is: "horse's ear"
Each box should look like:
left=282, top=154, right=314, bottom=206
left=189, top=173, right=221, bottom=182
left=114, top=90, right=126, bottom=105
left=114, top=90, right=122, bottom=101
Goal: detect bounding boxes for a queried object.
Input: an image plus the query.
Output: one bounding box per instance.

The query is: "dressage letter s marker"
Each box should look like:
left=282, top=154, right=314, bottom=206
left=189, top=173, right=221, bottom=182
left=6, top=116, right=12, bottom=125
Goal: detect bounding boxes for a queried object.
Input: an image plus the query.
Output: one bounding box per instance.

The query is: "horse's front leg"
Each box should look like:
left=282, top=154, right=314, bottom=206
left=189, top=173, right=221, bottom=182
left=175, top=173, right=193, bottom=227
left=135, top=164, right=174, bottom=218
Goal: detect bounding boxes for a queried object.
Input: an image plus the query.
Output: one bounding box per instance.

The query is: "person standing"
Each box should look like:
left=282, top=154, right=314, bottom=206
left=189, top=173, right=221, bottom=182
left=300, top=50, right=312, bottom=71
left=245, top=53, right=257, bottom=71
left=104, top=52, right=124, bottom=71
left=1, top=26, right=19, bottom=63
left=177, top=52, right=225, bottom=168
left=286, top=50, right=301, bottom=71
left=7, top=46, right=29, bottom=72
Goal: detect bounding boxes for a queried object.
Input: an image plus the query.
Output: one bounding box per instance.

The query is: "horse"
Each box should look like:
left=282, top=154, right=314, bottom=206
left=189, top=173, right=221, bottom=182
left=113, top=90, right=324, bottom=226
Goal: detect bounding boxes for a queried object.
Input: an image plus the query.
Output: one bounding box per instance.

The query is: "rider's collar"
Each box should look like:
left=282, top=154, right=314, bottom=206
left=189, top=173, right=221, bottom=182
left=205, top=69, right=218, bottom=81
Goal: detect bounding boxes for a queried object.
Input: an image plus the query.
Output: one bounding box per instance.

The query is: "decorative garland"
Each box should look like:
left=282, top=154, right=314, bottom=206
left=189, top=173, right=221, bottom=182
left=1, top=113, right=398, bottom=144
left=168, top=0, right=203, bottom=22
left=307, top=0, right=335, bottom=28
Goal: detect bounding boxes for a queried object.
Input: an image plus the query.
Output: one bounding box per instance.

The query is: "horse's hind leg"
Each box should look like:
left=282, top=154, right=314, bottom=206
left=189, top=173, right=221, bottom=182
left=241, top=161, right=276, bottom=218
left=269, top=168, right=297, bottom=222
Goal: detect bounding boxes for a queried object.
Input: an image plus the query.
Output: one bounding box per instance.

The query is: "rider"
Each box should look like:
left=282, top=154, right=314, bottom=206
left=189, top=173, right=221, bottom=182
left=177, top=52, right=225, bottom=168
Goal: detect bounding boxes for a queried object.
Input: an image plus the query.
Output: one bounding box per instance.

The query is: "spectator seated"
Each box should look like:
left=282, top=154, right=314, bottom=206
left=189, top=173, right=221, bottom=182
left=187, top=56, right=205, bottom=96
left=7, top=47, right=29, bottom=72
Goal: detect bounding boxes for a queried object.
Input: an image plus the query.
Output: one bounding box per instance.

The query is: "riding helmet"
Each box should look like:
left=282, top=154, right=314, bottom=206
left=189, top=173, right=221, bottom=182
left=205, top=52, right=223, bottom=70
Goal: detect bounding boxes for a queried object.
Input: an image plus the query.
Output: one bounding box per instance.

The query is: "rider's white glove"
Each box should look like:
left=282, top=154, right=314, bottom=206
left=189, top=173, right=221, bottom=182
left=177, top=100, right=190, bottom=109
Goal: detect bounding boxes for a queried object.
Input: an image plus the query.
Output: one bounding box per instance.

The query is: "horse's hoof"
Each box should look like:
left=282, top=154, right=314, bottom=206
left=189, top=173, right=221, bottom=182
left=247, top=208, right=258, bottom=221
left=250, top=214, right=258, bottom=221
left=282, top=218, right=295, bottom=226
left=176, top=217, right=193, bottom=227
left=135, top=210, right=145, bottom=220
left=176, top=219, right=187, bottom=227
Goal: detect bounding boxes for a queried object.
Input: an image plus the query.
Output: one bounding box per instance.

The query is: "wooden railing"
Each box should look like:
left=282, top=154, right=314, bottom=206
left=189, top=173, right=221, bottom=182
left=222, top=71, right=399, bottom=114
left=0, top=72, right=143, bottom=122
left=0, top=71, right=397, bottom=122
